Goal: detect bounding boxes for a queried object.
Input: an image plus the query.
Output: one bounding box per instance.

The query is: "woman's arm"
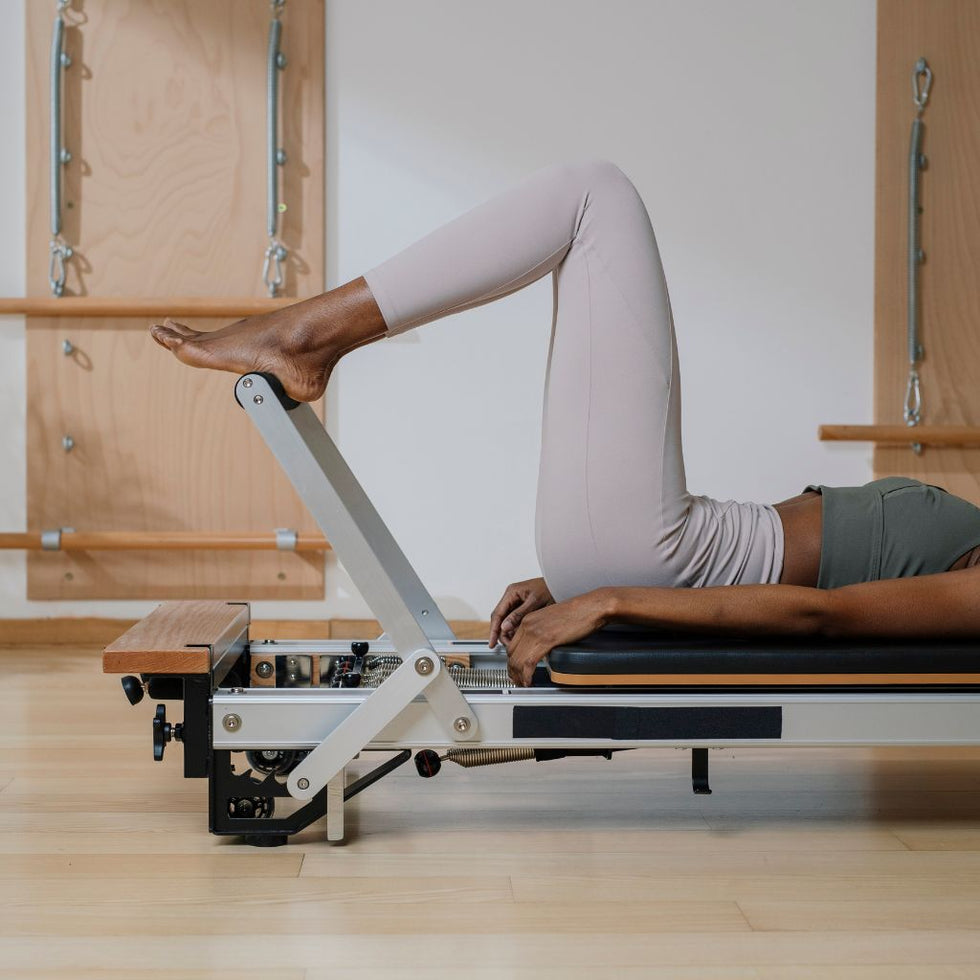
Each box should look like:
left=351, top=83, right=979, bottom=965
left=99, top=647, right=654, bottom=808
left=503, top=566, right=980, bottom=685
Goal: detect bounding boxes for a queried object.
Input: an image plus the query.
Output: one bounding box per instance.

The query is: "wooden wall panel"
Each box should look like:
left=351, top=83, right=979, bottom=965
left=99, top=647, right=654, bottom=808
left=23, top=1, right=325, bottom=599
left=26, top=321, right=324, bottom=599
left=24, top=0, right=324, bottom=298
left=874, top=0, right=980, bottom=501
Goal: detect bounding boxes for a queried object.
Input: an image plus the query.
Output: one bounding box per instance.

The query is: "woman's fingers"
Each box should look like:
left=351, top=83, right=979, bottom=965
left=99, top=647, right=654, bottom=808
left=489, top=589, right=522, bottom=647
left=500, top=597, right=541, bottom=642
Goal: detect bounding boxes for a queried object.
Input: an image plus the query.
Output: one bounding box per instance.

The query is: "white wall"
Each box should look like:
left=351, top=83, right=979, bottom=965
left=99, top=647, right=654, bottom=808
left=0, top=0, right=876, bottom=622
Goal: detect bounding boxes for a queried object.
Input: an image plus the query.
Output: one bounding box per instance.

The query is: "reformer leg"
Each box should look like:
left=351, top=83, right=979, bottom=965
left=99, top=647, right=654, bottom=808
left=326, top=768, right=346, bottom=844
left=692, top=748, right=712, bottom=795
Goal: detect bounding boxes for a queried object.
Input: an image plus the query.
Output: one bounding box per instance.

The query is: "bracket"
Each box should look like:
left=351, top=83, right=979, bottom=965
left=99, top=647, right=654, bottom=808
left=286, top=650, right=478, bottom=801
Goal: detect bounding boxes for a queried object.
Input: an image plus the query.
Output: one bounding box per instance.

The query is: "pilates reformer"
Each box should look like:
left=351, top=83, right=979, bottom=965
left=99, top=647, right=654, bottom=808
left=104, top=374, right=980, bottom=846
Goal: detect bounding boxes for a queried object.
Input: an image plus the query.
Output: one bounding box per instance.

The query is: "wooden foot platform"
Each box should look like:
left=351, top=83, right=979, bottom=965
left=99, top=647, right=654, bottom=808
left=102, top=600, right=249, bottom=675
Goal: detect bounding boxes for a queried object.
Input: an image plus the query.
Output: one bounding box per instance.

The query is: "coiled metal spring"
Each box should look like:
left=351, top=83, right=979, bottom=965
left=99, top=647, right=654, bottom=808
left=443, top=747, right=536, bottom=768
left=360, top=657, right=509, bottom=689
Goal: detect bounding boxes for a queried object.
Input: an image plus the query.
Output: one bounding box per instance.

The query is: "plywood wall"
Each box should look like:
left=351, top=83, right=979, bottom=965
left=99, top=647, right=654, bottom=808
left=24, top=1, right=326, bottom=599
left=874, top=0, right=980, bottom=500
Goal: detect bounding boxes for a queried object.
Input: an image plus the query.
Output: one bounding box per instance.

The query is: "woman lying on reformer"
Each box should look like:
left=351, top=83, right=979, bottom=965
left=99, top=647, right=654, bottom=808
left=151, top=160, right=980, bottom=687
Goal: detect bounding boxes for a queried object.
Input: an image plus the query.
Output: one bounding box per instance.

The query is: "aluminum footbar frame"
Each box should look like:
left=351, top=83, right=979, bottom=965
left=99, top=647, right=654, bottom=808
left=235, top=373, right=481, bottom=801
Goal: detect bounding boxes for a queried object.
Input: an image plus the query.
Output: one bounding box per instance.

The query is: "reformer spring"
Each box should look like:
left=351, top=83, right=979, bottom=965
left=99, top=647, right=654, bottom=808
left=441, top=747, right=536, bottom=768
left=359, top=657, right=510, bottom=690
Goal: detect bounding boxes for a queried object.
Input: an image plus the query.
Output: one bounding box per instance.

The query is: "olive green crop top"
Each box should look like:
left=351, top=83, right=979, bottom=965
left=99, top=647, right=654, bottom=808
left=804, top=476, right=980, bottom=589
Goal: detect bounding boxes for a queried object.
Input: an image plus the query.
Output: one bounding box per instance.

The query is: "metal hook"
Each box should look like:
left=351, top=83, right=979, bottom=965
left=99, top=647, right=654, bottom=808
left=912, top=57, right=932, bottom=113
left=904, top=369, right=922, bottom=428
left=48, top=239, right=73, bottom=297
left=262, top=239, right=288, bottom=297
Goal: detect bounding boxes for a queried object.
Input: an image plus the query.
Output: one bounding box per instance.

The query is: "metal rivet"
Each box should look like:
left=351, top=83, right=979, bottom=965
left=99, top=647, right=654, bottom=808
left=276, top=148, right=287, bottom=166
left=62, top=339, right=73, bottom=355
left=453, top=717, right=471, bottom=734
left=242, top=377, right=253, bottom=388
left=253, top=394, right=264, bottom=405
left=297, top=777, right=310, bottom=790
left=62, top=435, right=75, bottom=452
left=415, top=657, right=434, bottom=676
left=222, top=713, right=242, bottom=732
left=255, top=661, right=273, bottom=679
left=60, top=148, right=71, bottom=165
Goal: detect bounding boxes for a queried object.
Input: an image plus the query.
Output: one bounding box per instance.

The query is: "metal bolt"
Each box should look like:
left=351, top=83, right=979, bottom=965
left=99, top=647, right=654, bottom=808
left=276, top=52, right=287, bottom=69
left=297, top=777, right=310, bottom=790
left=253, top=394, right=264, bottom=405
left=222, top=713, right=242, bottom=732
left=60, top=52, right=71, bottom=68
left=62, top=339, right=73, bottom=355
left=255, top=661, right=273, bottom=679
left=421, top=609, right=429, bottom=617
left=242, top=377, right=253, bottom=388
left=60, top=148, right=71, bottom=165
left=62, top=435, right=75, bottom=452
left=453, top=716, right=471, bottom=734
left=415, top=656, right=434, bottom=676
left=276, top=148, right=287, bottom=166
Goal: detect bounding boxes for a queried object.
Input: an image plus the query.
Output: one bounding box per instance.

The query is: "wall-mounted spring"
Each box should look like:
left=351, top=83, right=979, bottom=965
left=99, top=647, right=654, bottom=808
left=444, top=747, right=536, bottom=768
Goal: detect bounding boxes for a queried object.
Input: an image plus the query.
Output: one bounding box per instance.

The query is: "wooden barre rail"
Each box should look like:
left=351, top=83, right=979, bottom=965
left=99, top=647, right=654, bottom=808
left=0, top=297, right=308, bottom=318
left=819, top=425, right=980, bottom=446
left=0, top=532, right=331, bottom=552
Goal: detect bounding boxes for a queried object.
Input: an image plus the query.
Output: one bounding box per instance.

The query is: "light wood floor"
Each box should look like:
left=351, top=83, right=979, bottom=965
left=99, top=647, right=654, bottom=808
left=3, top=647, right=980, bottom=979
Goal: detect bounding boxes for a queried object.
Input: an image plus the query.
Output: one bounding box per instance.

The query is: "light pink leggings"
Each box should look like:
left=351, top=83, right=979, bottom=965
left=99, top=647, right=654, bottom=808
left=364, top=160, right=783, bottom=602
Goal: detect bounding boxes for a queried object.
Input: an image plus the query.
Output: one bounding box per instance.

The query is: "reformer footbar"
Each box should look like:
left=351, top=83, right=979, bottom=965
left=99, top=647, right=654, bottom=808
left=103, top=373, right=980, bottom=846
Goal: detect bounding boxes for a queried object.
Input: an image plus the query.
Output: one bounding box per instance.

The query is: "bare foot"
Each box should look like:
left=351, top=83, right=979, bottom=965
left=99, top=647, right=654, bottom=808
left=149, top=279, right=386, bottom=402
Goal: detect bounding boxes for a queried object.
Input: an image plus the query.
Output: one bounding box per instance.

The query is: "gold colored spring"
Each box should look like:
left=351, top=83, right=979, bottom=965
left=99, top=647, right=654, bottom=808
left=443, top=747, right=536, bottom=768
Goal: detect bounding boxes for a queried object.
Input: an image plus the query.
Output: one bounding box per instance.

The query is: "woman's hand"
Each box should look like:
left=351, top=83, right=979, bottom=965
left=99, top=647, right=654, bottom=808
left=489, top=577, right=555, bottom=648
left=505, top=589, right=615, bottom=687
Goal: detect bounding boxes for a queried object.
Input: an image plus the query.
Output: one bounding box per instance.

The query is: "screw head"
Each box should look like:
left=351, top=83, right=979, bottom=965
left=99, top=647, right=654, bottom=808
left=62, top=435, right=75, bottom=452
left=297, top=777, right=310, bottom=790
left=453, top=716, right=471, bottom=734
left=415, top=656, right=434, bottom=676
left=242, top=377, right=253, bottom=388
left=222, top=713, right=242, bottom=732
left=253, top=394, right=264, bottom=405
left=255, top=660, right=273, bottom=679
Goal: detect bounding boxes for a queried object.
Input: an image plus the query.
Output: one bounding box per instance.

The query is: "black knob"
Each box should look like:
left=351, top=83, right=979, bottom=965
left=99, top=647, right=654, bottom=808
left=351, top=641, right=369, bottom=656
left=414, top=749, right=442, bottom=778
left=340, top=672, right=362, bottom=688
left=120, top=675, right=144, bottom=705
left=152, top=703, right=181, bottom=761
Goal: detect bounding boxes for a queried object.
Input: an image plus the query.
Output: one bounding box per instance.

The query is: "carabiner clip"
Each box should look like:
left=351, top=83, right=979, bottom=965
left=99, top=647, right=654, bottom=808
left=48, top=238, right=72, bottom=297
left=912, top=57, right=932, bottom=113
left=262, top=238, right=288, bottom=297
left=904, top=368, right=922, bottom=428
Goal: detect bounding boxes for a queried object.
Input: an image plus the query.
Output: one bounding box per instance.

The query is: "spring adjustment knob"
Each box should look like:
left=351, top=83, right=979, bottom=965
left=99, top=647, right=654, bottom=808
left=152, top=703, right=183, bottom=762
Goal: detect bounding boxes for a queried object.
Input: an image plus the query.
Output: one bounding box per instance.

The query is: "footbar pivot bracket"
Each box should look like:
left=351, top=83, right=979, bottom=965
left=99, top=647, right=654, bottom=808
left=286, top=650, right=477, bottom=801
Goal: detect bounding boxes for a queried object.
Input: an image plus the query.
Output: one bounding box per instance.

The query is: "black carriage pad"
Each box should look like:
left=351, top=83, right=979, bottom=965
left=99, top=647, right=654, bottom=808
left=546, top=629, right=980, bottom=687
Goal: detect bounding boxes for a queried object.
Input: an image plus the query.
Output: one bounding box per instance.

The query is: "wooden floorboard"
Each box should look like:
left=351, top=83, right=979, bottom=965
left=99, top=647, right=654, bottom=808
left=3, top=647, right=980, bottom=975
